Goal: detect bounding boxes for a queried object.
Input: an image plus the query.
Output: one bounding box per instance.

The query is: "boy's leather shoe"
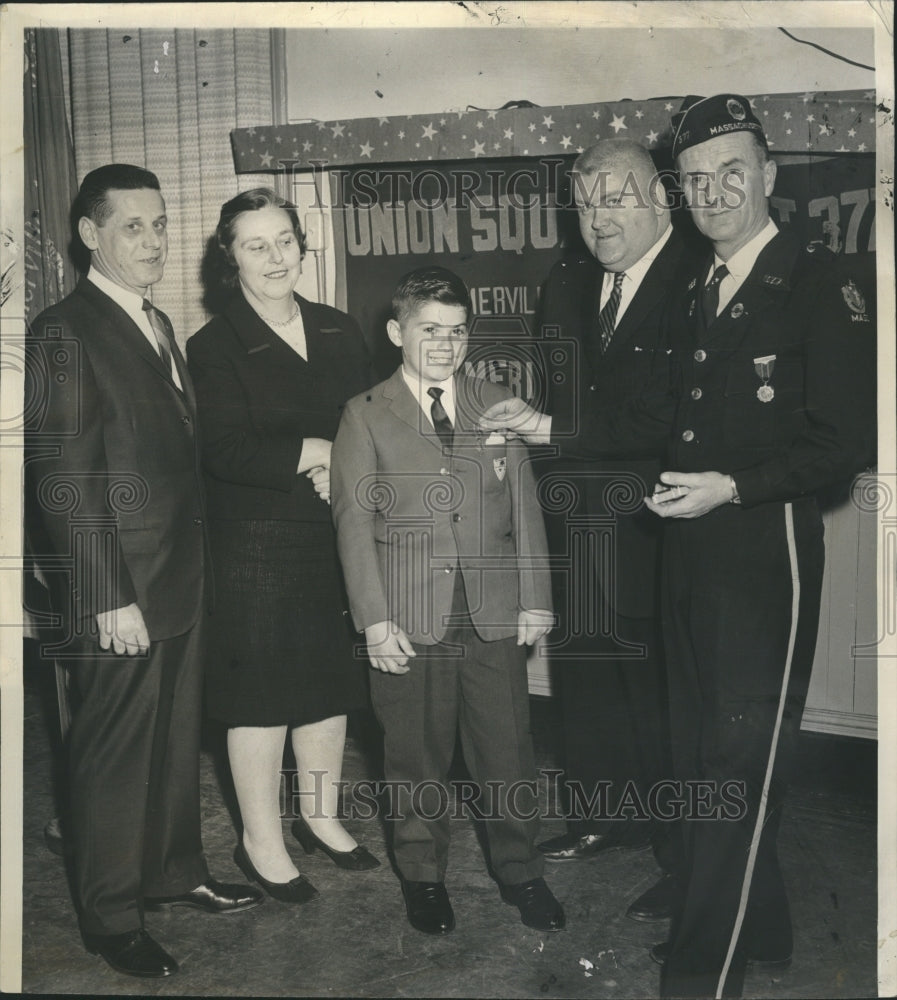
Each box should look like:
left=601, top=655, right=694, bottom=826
left=402, top=880, right=455, bottom=935
left=501, top=877, right=566, bottom=931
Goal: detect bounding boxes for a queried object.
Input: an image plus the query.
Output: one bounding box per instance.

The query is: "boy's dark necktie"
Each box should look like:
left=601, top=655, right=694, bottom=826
left=598, top=271, right=625, bottom=353
left=427, top=386, right=454, bottom=450
left=142, top=298, right=176, bottom=379
left=702, top=264, right=729, bottom=327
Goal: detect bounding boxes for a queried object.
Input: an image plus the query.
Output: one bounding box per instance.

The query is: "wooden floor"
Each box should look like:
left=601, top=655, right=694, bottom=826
left=19, top=647, right=877, bottom=998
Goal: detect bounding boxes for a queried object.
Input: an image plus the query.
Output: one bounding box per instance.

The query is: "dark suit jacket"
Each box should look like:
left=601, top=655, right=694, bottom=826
left=542, top=231, right=688, bottom=619
left=186, top=292, right=371, bottom=523
left=331, top=369, right=552, bottom=645
left=26, top=277, right=206, bottom=641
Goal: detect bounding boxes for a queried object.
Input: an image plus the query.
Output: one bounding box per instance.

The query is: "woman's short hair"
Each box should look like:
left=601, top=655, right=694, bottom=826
left=201, top=188, right=307, bottom=311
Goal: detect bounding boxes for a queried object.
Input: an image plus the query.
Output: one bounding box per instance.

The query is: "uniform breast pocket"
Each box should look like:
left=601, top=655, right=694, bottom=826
left=723, top=359, right=777, bottom=449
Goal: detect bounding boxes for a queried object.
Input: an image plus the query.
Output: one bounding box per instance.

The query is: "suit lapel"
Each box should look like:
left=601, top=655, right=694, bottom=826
left=608, top=233, right=682, bottom=356
left=76, top=279, right=183, bottom=392
left=381, top=368, right=444, bottom=452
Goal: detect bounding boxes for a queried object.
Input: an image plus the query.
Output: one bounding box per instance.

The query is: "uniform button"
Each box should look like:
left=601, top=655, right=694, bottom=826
left=440, top=467, right=449, bottom=475
left=694, top=349, right=707, bottom=362
left=444, top=565, right=454, bottom=574
left=453, top=513, right=462, bottom=522
left=589, top=384, right=597, bottom=392
left=193, top=517, right=203, bottom=526
left=182, top=415, right=191, bottom=424
left=681, top=429, right=695, bottom=442
left=691, top=387, right=703, bottom=400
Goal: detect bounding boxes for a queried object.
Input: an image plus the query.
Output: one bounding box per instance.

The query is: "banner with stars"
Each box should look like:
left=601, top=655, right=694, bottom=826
left=231, top=91, right=877, bottom=173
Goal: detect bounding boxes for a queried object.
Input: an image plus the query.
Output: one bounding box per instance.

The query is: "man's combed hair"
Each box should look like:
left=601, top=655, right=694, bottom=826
left=74, top=164, right=161, bottom=227
left=391, top=267, right=470, bottom=324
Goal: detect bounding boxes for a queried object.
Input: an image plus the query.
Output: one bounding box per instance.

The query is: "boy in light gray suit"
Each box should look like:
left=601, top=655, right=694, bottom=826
left=331, top=267, right=564, bottom=936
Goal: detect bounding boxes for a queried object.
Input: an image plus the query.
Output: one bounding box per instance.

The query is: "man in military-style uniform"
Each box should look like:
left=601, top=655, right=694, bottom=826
left=480, top=93, right=874, bottom=999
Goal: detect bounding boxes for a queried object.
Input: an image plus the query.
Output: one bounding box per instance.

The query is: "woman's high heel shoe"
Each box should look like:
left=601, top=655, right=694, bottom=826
left=291, top=816, right=380, bottom=871
left=234, top=843, right=320, bottom=904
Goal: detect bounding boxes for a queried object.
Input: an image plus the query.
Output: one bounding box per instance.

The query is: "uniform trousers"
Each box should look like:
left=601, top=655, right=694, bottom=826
left=660, top=498, right=824, bottom=999
left=369, top=575, right=545, bottom=886
left=66, top=617, right=209, bottom=936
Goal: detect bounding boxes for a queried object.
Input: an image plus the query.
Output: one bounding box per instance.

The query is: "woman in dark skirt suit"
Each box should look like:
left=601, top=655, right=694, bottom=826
left=187, top=189, right=379, bottom=902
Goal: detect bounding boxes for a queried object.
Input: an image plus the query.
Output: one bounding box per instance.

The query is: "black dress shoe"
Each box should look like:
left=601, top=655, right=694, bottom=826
left=144, top=877, right=263, bottom=913
left=626, top=873, right=682, bottom=922
left=537, top=831, right=650, bottom=862
left=291, top=817, right=380, bottom=871
left=501, top=877, right=566, bottom=931
left=233, top=844, right=319, bottom=904
left=650, top=940, right=792, bottom=971
left=402, top=880, right=455, bottom=935
left=84, top=928, right=178, bottom=978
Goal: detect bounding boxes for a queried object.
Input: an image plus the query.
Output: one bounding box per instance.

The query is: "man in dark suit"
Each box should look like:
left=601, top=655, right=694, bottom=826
left=26, top=164, right=261, bottom=979
left=536, top=140, right=685, bottom=919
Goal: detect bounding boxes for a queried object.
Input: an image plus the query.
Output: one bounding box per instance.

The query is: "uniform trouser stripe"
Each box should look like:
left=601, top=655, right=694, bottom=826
left=715, top=502, right=800, bottom=998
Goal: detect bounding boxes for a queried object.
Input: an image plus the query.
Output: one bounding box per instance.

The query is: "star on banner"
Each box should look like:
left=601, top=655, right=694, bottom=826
left=470, top=140, right=485, bottom=157
left=503, top=128, right=514, bottom=139
left=359, top=142, right=373, bottom=158
left=487, top=110, right=498, bottom=119
left=260, top=151, right=273, bottom=167
left=664, top=102, right=673, bottom=111
left=377, top=117, right=390, bottom=125
left=330, top=123, right=345, bottom=138
left=635, top=109, right=644, bottom=119
left=646, top=130, right=659, bottom=145
left=422, top=123, right=437, bottom=140
left=543, top=115, right=555, bottom=128
left=610, top=114, right=627, bottom=133
left=560, top=135, right=572, bottom=149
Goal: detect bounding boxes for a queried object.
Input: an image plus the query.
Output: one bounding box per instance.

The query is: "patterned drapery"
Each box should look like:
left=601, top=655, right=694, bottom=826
left=22, top=28, right=79, bottom=321
left=67, top=28, right=274, bottom=345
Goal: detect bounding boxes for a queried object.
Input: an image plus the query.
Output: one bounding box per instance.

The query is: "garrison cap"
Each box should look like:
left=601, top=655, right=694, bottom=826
left=671, top=94, right=768, bottom=159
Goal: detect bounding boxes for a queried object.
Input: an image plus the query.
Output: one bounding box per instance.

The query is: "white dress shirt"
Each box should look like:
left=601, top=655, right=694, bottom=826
left=599, top=223, right=673, bottom=324
left=707, top=218, right=778, bottom=316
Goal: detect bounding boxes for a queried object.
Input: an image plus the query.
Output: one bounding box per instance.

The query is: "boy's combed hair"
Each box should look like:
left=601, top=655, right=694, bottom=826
left=391, top=266, right=470, bottom=324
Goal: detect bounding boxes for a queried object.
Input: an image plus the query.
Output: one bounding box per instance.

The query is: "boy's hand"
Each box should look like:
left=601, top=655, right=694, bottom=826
left=479, top=398, right=552, bottom=445
left=364, top=620, right=417, bottom=674
left=517, top=609, right=555, bottom=646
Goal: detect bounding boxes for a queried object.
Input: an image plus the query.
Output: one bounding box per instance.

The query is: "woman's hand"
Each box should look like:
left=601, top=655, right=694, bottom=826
left=307, top=465, right=331, bottom=504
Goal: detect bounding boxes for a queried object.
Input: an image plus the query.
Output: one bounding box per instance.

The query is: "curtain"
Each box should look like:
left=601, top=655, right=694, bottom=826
left=67, top=28, right=274, bottom=346
left=22, top=28, right=79, bottom=322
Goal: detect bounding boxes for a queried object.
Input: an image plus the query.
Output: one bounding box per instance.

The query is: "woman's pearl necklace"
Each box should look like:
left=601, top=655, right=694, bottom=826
left=257, top=306, right=300, bottom=328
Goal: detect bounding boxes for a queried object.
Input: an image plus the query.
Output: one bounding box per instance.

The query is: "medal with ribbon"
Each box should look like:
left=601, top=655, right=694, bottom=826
left=753, top=354, right=776, bottom=402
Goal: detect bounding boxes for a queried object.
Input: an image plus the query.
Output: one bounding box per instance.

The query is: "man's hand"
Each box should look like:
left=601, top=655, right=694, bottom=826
left=364, top=620, right=417, bottom=674
left=517, top=608, right=555, bottom=646
left=644, top=471, right=736, bottom=519
left=307, top=464, right=331, bottom=504
left=96, top=603, right=150, bottom=656
left=479, top=398, right=552, bottom=445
